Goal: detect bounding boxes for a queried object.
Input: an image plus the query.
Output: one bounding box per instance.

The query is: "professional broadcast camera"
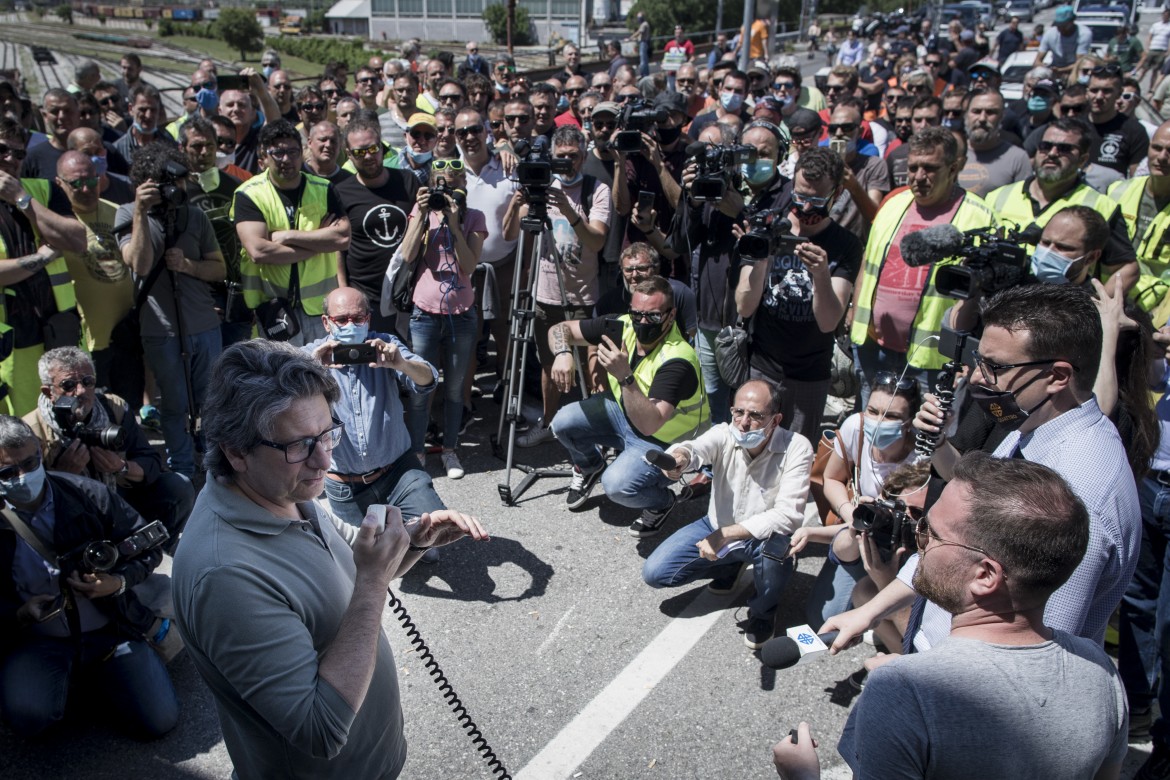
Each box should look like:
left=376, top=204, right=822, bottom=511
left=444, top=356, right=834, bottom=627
left=737, top=210, right=807, bottom=261
left=899, top=222, right=1041, bottom=299
left=614, top=99, right=668, bottom=154
left=688, top=141, right=757, bottom=202
left=852, top=498, right=917, bottom=556
left=58, top=520, right=169, bottom=575
left=515, top=137, right=573, bottom=232
left=52, top=396, right=126, bottom=450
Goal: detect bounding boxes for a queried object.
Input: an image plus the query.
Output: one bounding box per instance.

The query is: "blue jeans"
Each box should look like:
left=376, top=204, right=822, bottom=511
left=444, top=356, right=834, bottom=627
left=0, top=627, right=179, bottom=739
left=324, top=450, right=446, bottom=527
left=407, top=307, right=477, bottom=451
left=1119, top=474, right=1170, bottom=739
left=852, top=339, right=936, bottom=407
left=639, top=40, right=651, bottom=76
left=695, top=327, right=731, bottom=425
left=142, top=326, right=222, bottom=477
left=806, top=553, right=868, bottom=628
left=550, top=394, right=673, bottom=511
left=642, top=516, right=795, bottom=619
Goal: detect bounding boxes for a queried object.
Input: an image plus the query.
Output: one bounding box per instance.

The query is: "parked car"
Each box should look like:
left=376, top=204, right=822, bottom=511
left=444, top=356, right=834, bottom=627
left=1001, top=0, right=1036, bottom=22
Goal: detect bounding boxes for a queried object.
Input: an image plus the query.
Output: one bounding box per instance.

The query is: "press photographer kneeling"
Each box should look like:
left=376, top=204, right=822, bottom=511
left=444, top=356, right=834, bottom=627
left=23, top=348, right=194, bottom=551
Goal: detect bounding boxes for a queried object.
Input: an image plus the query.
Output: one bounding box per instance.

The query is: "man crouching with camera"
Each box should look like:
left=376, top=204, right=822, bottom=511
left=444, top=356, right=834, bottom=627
left=23, top=347, right=195, bottom=551
left=0, top=414, right=179, bottom=740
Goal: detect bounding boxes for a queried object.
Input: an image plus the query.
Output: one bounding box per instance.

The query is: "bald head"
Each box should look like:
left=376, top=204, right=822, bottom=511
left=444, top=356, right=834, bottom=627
left=67, top=126, right=102, bottom=151
left=56, top=149, right=92, bottom=177
left=323, top=286, right=370, bottom=317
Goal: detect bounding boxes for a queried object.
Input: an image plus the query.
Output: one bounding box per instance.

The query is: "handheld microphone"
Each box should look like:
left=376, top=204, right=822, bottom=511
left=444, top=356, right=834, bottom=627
left=643, top=448, right=677, bottom=471
left=899, top=224, right=964, bottom=268
left=759, top=625, right=839, bottom=670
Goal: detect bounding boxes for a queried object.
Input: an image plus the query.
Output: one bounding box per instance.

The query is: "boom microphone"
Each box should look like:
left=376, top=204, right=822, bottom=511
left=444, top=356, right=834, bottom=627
left=759, top=626, right=840, bottom=670
left=899, top=224, right=964, bottom=268
left=684, top=141, right=708, bottom=158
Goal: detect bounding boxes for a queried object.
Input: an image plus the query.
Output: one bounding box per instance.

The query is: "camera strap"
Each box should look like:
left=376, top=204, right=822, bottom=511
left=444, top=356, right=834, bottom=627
left=133, top=252, right=170, bottom=312
left=0, top=505, right=58, bottom=565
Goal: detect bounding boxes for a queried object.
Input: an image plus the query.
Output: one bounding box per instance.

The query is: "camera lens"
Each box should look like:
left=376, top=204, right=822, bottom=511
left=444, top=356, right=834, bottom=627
left=851, top=504, right=878, bottom=531
left=81, top=541, right=119, bottom=573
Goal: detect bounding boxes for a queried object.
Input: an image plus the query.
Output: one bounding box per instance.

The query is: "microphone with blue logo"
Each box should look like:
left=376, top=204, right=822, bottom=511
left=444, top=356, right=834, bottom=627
left=759, top=625, right=839, bottom=670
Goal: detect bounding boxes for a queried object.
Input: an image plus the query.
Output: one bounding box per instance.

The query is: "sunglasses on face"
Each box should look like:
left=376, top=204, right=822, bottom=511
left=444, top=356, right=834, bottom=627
left=349, top=143, right=382, bottom=159
left=432, top=159, right=465, bottom=171
left=216, top=136, right=236, bottom=149
left=828, top=122, right=857, bottom=135
left=455, top=125, right=484, bottom=138
left=677, top=78, right=696, bottom=85
left=489, top=120, right=505, bottom=130
left=566, top=88, right=585, bottom=96
left=628, top=308, right=669, bottom=324
left=98, top=96, right=120, bottom=107
left=55, top=374, right=97, bottom=393
left=925, top=60, right=942, bottom=67
left=356, top=76, right=380, bottom=85
left=1061, top=103, right=1087, bottom=114
left=299, top=102, right=326, bottom=112
left=1121, top=91, right=1137, bottom=101
left=825, top=84, right=847, bottom=93
left=793, top=191, right=832, bottom=208
left=505, top=114, right=531, bottom=124
left=592, top=119, right=616, bottom=130
left=321, top=89, right=339, bottom=98
left=409, top=129, right=437, bottom=140
left=0, top=142, right=27, bottom=160
left=1038, top=139, right=1079, bottom=156
left=265, top=147, right=301, bottom=160
left=440, top=93, right=462, bottom=102
left=63, top=176, right=99, bottom=190
left=773, top=81, right=797, bottom=90
left=436, top=125, right=457, bottom=135
left=0, top=452, right=42, bottom=482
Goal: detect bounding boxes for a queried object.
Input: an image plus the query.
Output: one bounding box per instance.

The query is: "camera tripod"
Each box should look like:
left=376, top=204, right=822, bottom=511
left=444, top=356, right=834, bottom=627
left=162, top=208, right=201, bottom=452
left=490, top=218, right=590, bottom=506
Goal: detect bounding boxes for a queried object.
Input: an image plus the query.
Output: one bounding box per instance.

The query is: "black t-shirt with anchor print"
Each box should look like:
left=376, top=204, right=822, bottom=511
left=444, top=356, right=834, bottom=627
left=334, top=170, right=419, bottom=306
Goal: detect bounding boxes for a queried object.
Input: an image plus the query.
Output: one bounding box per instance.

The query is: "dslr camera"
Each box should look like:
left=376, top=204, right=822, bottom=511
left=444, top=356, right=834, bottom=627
left=852, top=498, right=917, bottom=556
left=155, top=159, right=189, bottom=212
left=935, top=224, right=1040, bottom=299
left=52, top=396, right=126, bottom=450
left=427, top=177, right=467, bottom=213
left=58, top=520, right=169, bottom=575
left=689, top=142, right=757, bottom=202
left=614, top=99, right=668, bottom=154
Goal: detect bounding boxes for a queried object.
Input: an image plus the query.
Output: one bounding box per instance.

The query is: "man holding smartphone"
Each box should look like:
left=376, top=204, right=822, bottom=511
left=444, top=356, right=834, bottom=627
left=304, top=287, right=444, bottom=561
left=736, top=148, right=861, bottom=445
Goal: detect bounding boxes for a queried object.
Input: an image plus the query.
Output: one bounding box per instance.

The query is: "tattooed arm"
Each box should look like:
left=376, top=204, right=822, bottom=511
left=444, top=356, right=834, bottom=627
left=0, top=245, right=60, bottom=287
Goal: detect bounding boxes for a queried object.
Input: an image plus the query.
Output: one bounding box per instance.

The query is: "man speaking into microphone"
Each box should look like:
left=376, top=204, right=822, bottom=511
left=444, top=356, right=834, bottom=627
left=849, top=127, right=995, bottom=405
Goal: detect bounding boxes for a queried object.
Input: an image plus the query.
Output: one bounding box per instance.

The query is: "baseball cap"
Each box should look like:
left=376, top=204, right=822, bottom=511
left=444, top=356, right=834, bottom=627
left=406, top=112, right=437, bottom=130
left=591, top=100, right=620, bottom=117
left=1031, top=78, right=1060, bottom=96
left=969, top=60, right=1000, bottom=74
left=653, top=90, right=687, bottom=117
left=753, top=95, right=785, bottom=115
left=748, top=59, right=771, bottom=77
left=960, top=29, right=975, bottom=42
left=1054, top=5, right=1075, bottom=23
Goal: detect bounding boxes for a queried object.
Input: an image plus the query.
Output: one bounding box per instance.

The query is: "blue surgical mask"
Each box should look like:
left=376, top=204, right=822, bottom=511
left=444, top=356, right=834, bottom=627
left=1076, top=74, right=1090, bottom=85
left=330, top=321, right=369, bottom=345
left=720, top=91, right=744, bottom=113
left=557, top=95, right=570, bottom=112
left=131, top=121, right=156, bottom=135
left=406, top=147, right=433, bottom=164
left=0, top=463, right=45, bottom=506
left=262, top=66, right=275, bottom=80
left=864, top=417, right=906, bottom=450
left=1030, top=245, right=1079, bottom=285
left=90, top=154, right=108, bottom=177
left=556, top=171, right=583, bottom=186
left=583, top=120, right=593, bottom=135
left=730, top=424, right=770, bottom=449
left=196, top=87, right=219, bottom=112
left=1026, top=95, right=1052, bottom=113
left=740, top=159, right=775, bottom=186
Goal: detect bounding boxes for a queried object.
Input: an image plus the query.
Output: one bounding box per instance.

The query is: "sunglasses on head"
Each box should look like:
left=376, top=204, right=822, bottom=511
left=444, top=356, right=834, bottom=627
left=1091, top=63, right=1122, bottom=78
left=872, top=371, right=917, bottom=395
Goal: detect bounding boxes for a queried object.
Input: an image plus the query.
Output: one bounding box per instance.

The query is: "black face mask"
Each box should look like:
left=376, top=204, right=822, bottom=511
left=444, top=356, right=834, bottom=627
left=793, top=201, right=832, bottom=226
left=967, top=372, right=1050, bottom=426
left=633, top=319, right=667, bottom=344
left=657, top=125, right=682, bottom=146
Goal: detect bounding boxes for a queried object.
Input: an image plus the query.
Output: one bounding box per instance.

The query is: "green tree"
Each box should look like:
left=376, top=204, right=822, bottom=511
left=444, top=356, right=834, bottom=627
left=483, top=2, right=532, bottom=46
left=215, top=7, right=264, bottom=61
left=53, top=4, right=72, bottom=24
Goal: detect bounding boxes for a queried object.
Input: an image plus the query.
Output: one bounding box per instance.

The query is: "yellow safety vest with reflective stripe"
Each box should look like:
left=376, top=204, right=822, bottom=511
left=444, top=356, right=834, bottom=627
left=230, top=171, right=338, bottom=316
left=988, top=178, right=1121, bottom=235
left=850, top=188, right=995, bottom=371
left=1107, top=175, right=1170, bottom=311
left=605, top=316, right=709, bottom=445
left=0, top=178, right=77, bottom=331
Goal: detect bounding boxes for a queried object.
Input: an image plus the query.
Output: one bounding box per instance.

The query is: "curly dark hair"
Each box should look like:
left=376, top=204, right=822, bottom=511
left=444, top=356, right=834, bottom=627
left=794, top=147, right=844, bottom=189
left=258, top=119, right=302, bottom=150
left=128, top=141, right=190, bottom=187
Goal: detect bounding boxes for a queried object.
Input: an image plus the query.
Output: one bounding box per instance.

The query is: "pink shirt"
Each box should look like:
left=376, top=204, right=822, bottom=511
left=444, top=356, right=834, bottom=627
left=410, top=206, right=488, bottom=315
left=870, top=194, right=962, bottom=353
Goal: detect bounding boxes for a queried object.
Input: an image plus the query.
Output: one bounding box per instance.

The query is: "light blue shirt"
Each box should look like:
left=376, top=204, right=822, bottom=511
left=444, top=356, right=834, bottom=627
left=302, top=331, right=437, bottom=475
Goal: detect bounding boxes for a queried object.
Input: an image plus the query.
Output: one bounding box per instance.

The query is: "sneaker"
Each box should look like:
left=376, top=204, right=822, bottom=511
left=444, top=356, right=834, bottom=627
left=441, top=450, right=464, bottom=479
left=517, top=422, right=555, bottom=447
left=1132, top=707, right=1154, bottom=741
left=628, top=493, right=677, bottom=538
left=1137, top=740, right=1170, bottom=780
left=420, top=546, right=441, bottom=564
left=567, top=463, right=605, bottom=510
left=848, top=667, right=868, bottom=691
left=140, top=404, right=162, bottom=431
left=707, top=563, right=746, bottom=594
left=742, top=615, right=774, bottom=650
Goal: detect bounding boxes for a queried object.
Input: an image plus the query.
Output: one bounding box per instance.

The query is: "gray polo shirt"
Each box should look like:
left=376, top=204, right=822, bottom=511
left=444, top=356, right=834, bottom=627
left=171, top=477, right=407, bottom=779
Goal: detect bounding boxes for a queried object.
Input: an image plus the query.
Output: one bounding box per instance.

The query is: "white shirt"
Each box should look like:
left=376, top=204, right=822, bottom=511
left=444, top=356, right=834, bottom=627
left=463, top=154, right=520, bottom=265
left=1151, top=20, right=1170, bottom=51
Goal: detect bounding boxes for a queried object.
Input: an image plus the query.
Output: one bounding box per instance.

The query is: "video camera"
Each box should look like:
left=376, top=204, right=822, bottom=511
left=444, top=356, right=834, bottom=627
left=515, top=137, right=573, bottom=233
left=737, top=210, right=807, bottom=262
left=58, top=520, right=169, bottom=575
left=852, top=498, right=917, bottom=556
left=52, top=396, right=126, bottom=450
left=687, top=141, right=757, bottom=202
left=614, top=99, right=667, bottom=154
left=900, top=222, right=1041, bottom=299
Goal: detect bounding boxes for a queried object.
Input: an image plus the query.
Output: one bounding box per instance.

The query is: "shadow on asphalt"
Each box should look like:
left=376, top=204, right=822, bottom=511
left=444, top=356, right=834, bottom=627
left=397, top=534, right=555, bottom=603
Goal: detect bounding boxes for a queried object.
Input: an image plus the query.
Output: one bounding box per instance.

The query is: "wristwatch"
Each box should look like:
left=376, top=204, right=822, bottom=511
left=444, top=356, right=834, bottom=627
left=118, top=460, right=130, bottom=476
left=619, top=373, right=636, bottom=387
left=15, top=193, right=32, bottom=211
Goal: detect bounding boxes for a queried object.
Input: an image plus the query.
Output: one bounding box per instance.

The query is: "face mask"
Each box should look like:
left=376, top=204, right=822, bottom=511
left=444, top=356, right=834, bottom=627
left=730, top=424, right=770, bottom=449
left=740, top=159, right=775, bottom=186
left=968, top=373, right=1051, bottom=426
left=1031, top=245, right=1081, bottom=285
left=556, top=171, right=583, bottom=186
left=1076, top=75, right=1090, bottom=85
left=793, top=199, right=832, bottom=226
left=582, top=120, right=592, bottom=135
left=196, top=87, right=219, bottom=112
left=262, top=66, right=275, bottom=80
left=407, top=147, right=433, bottom=164
left=0, top=463, right=45, bottom=506
left=657, top=125, right=682, bottom=145
left=778, top=94, right=794, bottom=108
left=720, top=91, right=744, bottom=113
left=557, top=95, right=570, bottom=113
left=864, top=417, right=905, bottom=450
left=1026, top=95, right=1052, bottom=113
left=90, top=154, right=107, bottom=177
left=941, top=116, right=964, bottom=131
left=131, top=121, right=156, bottom=135
left=194, top=167, right=219, bottom=192
left=216, top=150, right=235, bottom=170
left=330, top=321, right=369, bottom=345
left=633, top=319, right=667, bottom=344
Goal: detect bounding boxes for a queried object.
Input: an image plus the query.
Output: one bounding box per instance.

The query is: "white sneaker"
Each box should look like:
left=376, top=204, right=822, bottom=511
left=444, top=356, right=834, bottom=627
left=441, top=450, right=464, bottom=479
left=517, top=421, right=555, bottom=447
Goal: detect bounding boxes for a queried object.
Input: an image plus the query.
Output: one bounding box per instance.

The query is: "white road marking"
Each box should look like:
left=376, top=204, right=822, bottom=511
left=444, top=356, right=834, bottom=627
left=536, top=605, right=576, bottom=657
left=515, top=588, right=730, bottom=779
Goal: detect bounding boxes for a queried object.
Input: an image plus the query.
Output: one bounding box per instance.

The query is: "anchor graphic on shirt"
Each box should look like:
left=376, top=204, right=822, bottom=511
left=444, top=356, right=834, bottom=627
left=362, top=204, right=407, bottom=248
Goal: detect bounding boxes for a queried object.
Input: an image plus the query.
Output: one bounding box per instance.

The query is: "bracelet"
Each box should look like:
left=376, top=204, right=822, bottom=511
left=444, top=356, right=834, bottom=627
left=112, top=575, right=127, bottom=597
left=571, top=216, right=581, bottom=227
left=834, top=501, right=849, bottom=516
left=554, top=349, right=572, bottom=357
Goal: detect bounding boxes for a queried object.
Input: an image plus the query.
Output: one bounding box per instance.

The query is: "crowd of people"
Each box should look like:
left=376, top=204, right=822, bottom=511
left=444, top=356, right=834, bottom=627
left=3, top=5, right=1170, bottom=776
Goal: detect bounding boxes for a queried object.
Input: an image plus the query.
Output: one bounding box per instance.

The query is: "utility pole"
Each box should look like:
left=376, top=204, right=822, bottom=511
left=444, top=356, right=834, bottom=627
left=738, top=0, right=753, bottom=72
